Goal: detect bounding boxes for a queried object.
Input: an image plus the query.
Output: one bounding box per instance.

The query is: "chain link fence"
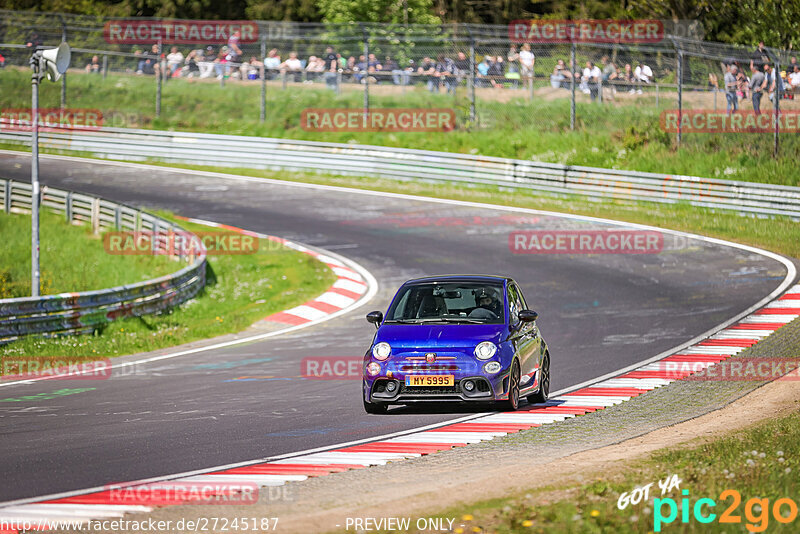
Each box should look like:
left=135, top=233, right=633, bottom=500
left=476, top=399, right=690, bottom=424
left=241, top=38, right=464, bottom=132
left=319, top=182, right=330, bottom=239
left=1, top=10, right=798, bottom=157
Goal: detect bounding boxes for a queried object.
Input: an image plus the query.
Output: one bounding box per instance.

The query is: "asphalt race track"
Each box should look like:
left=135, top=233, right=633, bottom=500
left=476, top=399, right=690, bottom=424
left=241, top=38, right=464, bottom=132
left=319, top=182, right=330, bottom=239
left=0, top=152, right=793, bottom=502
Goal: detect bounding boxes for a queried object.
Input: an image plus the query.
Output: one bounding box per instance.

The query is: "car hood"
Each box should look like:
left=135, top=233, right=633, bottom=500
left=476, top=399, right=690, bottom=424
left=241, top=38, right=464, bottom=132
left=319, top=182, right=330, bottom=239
left=376, top=323, right=506, bottom=350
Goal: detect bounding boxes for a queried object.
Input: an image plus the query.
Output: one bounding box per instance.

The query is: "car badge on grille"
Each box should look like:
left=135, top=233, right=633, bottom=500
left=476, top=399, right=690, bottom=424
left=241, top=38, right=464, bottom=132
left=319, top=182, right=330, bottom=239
left=425, top=353, right=436, bottom=363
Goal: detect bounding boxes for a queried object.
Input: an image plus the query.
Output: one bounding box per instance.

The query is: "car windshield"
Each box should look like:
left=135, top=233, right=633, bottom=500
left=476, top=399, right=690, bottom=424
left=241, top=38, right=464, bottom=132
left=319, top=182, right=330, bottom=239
left=385, top=281, right=505, bottom=324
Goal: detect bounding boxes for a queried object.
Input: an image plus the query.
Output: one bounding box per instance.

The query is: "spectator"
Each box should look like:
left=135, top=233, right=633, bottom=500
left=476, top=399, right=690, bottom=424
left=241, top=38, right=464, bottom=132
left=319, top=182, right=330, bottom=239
left=227, top=30, right=243, bottom=77
left=601, top=56, right=618, bottom=95
left=735, top=62, right=749, bottom=100
left=85, top=55, right=101, bottom=74
left=368, top=53, right=381, bottom=74
left=279, top=51, right=303, bottom=82
left=0, top=52, right=5, bottom=68
left=708, top=72, right=719, bottom=90
left=435, top=54, right=457, bottom=93
left=622, top=63, right=635, bottom=93
left=244, top=55, right=263, bottom=80
left=418, top=56, right=436, bottom=90
left=477, top=56, right=492, bottom=87
left=764, top=63, right=784, bottom=103
left=26, top=32, right=43, bottom=49
left=182, top=49, right=201, bottom=77
left=519, top=43, right=535, bottom=90
left=137, top=44, right=160, bottom=76
left=353, top=54, right=368, bottom=83
left=751, top=41, right=769, bottom=71
left=633, top=61, right=653, bottom=93
left=749, top=64, right=766, bottom=115
left=724, top=64, right=738, bottom=114
left=264, top=48, right=281, bottom=79
left=304, top=55, right=322, bottom=82
left=582, top=61, right=601, bottom=101
left=198, top=46, right=215, bottom=78
left=507, top=45, right=519, bottom=76
left=453, top=51, right=470, bottom=87
left=487, top=55, right=505, bottom=88
left=166, top=46, right=184, bottom=77
left=213, top=47, right=229, bottom=79
left=378, top=55, right=398, bottom=84
left=323, top=46, right=339, bottom=90
left=551, top=59, right=568, bottom=89
left=787, top=65, right=800, bottom=94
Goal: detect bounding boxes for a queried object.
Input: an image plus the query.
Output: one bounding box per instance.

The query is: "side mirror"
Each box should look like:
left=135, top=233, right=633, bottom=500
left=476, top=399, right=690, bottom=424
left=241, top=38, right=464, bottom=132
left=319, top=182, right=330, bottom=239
left=366, top=311, right=383, bottom=328
left=519, top=310, right=538, bottom=323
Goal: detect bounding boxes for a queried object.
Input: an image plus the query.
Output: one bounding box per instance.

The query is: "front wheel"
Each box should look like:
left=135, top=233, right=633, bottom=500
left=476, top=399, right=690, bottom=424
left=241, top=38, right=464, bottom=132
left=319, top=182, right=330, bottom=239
left=363, top=396, right=388, bottom=414
left=500, top=360, right=521, bottom=411
left=527, top=351, right=550, bottom=405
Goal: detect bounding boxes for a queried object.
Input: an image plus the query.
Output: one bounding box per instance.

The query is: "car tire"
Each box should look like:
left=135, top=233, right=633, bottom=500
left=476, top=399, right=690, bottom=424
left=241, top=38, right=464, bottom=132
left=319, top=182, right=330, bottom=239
left=501, top=360, right=521, bottom=411
left=527, top=351, right=550, bottom=405
left=363, top=396, right=388, bottom=414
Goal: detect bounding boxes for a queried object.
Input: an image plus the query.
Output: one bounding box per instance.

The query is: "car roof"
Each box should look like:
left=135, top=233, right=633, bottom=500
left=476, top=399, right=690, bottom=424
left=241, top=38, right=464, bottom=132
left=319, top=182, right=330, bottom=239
left=402, top=274, right=513, bottom=285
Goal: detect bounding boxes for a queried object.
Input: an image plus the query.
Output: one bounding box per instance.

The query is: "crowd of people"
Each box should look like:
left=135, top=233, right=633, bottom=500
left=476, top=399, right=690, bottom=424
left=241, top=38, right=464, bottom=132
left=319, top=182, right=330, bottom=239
left=80, top=38, right=799, bottom=105
left=712, top=42, right=798, bottom=114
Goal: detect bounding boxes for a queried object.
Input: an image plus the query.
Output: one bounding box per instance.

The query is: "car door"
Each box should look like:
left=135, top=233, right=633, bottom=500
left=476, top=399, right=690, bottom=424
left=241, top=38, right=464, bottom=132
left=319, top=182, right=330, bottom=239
left=508, top=283, right=537, bottom=386
left=516, top=284, right=543, bottom=386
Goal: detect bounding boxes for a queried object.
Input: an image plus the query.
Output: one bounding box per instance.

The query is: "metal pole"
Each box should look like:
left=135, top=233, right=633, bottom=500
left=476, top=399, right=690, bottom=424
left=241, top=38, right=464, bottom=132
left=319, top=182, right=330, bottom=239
left=468, top=35, right=476, bottom=124
left=570, top=40, right=576, bottom=130
left=677, top=50, right=683, bottom=147
left=102, top=54, right=108, bottom=79
left=260, top=34, right=266, bottom=123
left=774, top=59, right=780, bottom=158
left=156, top=40, right=162, bottom=117
left=362, top=24, right=369, bottom=124
left=60, top=16, right=66, bottom=110
left=30, top=53, right=41, bottom=297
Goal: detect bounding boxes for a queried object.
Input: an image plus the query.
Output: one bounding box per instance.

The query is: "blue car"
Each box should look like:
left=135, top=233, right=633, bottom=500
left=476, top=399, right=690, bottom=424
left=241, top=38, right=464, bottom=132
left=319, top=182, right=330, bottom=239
left=362, top=275, right=551, bottom=414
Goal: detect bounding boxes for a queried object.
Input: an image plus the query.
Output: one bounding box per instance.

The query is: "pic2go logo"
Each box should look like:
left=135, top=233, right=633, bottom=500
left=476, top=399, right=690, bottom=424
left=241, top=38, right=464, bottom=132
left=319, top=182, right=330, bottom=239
left=654, top=489, right=798, bottom=532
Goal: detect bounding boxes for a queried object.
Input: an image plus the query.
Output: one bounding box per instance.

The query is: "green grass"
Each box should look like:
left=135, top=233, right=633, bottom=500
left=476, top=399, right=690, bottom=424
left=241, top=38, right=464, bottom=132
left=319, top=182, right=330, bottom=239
left=0, top=211, right=337, bottom=362
left=0, top=209, right=175, bottom=298
left=426, top=410, right=800, bottom=533
left=1, top=67, right=799, bottom=186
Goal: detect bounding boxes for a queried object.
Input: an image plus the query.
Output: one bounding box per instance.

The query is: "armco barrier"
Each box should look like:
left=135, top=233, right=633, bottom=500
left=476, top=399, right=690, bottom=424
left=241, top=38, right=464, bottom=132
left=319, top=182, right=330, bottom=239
left=0, top=179, right=207, bottom=344
left=1, top=126, right=799, bottom=219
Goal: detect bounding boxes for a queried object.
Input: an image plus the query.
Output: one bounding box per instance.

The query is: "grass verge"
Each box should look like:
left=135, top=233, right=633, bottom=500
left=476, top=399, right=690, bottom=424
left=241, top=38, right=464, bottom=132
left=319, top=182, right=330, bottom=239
left=426, top=409, right=800, bottom=533
left=0, top=208, right=175, bottom=298
left=0, top=212, right=337, bottom=363
left=0, top=67, right=798, bottom=185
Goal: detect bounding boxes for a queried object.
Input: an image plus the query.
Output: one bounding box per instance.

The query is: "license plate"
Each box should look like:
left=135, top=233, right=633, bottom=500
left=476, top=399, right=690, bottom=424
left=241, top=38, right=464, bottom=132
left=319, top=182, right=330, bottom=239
left=405, top=375, right=454, bottom=387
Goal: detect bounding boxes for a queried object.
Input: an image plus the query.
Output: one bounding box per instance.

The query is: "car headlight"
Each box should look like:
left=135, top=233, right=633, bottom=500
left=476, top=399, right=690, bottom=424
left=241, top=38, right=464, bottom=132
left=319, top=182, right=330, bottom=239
left=484, top=361, right=502, bottom=374
left=372, top=342, right=391, bottom=360
left=366, top=362, right=381, bottom=376
left=474, top=341, right=497, bottom=360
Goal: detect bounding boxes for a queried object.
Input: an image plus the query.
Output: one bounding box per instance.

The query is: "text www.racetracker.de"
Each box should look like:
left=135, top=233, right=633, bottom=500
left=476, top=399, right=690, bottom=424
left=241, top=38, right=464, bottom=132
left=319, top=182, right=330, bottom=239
left=0, top=517, right=280, bottom=532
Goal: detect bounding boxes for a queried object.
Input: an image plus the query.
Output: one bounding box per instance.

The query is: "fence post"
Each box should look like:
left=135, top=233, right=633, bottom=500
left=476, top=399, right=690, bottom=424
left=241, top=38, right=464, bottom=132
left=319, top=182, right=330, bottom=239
left=361, top=23, right=370, bottom=124
left=655, top=83, right=659, bottom=107
left=3, top=180, right=9, bottom=213
left=260, top=33, right=266, bottom=123
left=91, top=198, right=100, bottom=235
left=114, top=205, right=121, bottom=230
left=468, top=34, right=476, bottom=124
left=65, top=191, right=72, bottom=223
left=59, top=14, right=67, bottom=110
left=676, top=49, right=683, bottom=147
left=774, top=58, right=780, bottom=158
left=570, top=40, right=576, bottom=130
left=156, top=40, right=162, bottom=118
left=102, top=55, right=108, bottom=79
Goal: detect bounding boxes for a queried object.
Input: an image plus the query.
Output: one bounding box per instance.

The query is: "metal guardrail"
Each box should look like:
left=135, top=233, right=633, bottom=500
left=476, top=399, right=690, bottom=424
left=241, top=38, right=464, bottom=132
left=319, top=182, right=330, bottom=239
left=1, top=126, right=798, bottom=219
left=0, top=179, right=207, bottom=344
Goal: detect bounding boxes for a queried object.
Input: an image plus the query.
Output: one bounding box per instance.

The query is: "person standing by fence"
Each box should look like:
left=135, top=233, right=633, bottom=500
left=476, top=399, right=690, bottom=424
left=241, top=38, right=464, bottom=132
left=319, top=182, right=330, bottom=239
left=725, top=64, right=739, bottom=114
left=749, top=64, right=765, bottom=114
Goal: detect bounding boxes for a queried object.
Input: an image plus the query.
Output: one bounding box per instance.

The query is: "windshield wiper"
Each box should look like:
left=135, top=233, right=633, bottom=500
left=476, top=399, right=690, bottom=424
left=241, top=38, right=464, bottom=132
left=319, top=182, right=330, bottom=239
left=438, top=318, right=485, bottom=324
left=387, top=317, right=485, bottom=324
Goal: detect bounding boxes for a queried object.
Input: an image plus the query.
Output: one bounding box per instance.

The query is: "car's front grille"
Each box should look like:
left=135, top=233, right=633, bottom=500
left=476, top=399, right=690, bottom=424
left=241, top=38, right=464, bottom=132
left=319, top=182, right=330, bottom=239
left=400, top=364, right=459, bottom=371
left=400, top=384, right=462, bottom=395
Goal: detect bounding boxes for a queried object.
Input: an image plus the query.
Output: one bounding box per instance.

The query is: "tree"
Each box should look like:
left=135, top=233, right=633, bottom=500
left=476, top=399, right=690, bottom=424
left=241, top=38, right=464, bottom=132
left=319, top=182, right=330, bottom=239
left=245, top=0, right=322, bottom=21
left=317, top=0, right=441, bottom=24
